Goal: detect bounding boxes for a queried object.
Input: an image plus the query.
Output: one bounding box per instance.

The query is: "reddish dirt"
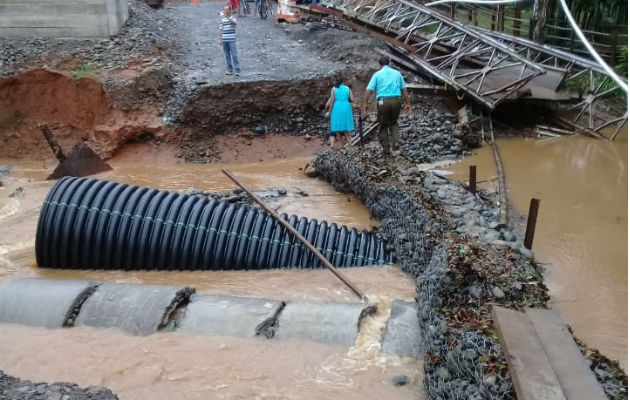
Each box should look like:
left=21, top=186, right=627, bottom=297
left=0, top=68, right=173, bottom=160
left=0, top=68, right=110, bottom=129
left=209, top=132, right=328, bottom=163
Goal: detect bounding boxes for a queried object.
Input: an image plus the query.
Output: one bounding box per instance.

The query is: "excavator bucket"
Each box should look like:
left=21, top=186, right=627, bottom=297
left=41, top=124, right=112, bottom=180
left=47, top=141, right=113, bottom=180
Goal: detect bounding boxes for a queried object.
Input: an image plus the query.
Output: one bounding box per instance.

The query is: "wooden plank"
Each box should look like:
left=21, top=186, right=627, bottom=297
left=525, top=308, right=608, bottom=400
left=555, top=117, right=607, bottom=140
left=492, top=306, right=566, bottom=400
left=351, top=121, right=377, bottom=145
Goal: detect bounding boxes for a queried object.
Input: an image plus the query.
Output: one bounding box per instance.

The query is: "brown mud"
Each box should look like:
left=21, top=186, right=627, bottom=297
left=207, top=132, right=328, bottom=163
left=0, top=67, right=359, bottom=164
left=0, top=323, right=423, bottom=400
left=0, top=68, right=172, bottom=160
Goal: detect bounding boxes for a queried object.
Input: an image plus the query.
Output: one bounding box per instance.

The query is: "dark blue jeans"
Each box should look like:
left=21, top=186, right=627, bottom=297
left=222, top=40, right=240, bottom=73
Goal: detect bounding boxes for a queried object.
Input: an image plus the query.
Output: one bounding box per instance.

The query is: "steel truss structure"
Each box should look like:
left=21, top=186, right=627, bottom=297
left=319, top=0, right=627, bottom=139
left=474, top=29, right=627, bottom=139
left=322, top=0, right=545, bottom=109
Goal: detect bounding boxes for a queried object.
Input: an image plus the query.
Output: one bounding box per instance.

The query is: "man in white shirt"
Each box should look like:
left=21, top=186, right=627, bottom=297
left=220, top=6, right=240, bottom=76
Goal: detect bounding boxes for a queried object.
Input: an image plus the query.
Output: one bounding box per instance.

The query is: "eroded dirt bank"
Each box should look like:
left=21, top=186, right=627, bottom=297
left=0, top=69, right=170, bottom=160
left=0, top=1, right=394, bottom=164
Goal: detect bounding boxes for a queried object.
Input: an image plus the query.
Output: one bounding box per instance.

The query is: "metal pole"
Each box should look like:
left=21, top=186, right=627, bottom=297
left=40, top=124, right=66, bottom=162
left=222, top=169, right=369, bottom=302
left=469, top=165, right=476, bottom=194
left=524, top=198, right=540, bottom=250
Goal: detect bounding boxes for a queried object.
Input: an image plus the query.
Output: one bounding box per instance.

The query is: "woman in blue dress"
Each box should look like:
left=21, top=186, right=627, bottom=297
left=325, top=77, right=356, bottom=148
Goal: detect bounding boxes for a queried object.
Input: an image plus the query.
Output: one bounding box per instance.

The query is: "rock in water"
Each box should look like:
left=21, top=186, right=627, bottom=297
left=391, top=374, right=409, bottom=387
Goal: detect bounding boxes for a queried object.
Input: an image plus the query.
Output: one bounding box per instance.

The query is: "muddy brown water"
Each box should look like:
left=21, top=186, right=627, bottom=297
left=0, top=155, right=422, bottom=399
left=448, top=136, right=628, bottom=371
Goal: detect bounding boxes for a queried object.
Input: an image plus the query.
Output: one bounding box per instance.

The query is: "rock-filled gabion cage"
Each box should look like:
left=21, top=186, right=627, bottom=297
left=313, top=149, right=514, bottom=400
left=36, top=177, right=393, bottom=270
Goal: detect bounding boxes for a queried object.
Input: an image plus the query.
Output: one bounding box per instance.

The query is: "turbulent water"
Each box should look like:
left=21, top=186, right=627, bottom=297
left=0, top=156, right=422, bottom=399
left=449, top=136, right=628, bottom=371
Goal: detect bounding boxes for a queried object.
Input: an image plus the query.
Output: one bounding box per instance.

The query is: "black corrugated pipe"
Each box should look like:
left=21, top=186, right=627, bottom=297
left=36, top=177, right=395, bottom=270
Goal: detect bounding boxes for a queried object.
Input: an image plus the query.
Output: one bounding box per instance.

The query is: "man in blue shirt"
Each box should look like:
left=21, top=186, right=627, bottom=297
left=363, top=56, right=411, bottom=155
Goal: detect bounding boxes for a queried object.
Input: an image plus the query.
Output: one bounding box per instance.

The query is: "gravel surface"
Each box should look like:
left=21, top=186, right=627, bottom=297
left=0, top=1, right=380, bottom=120
left=0, top=371, right=118, bottom=400
left=0, top=2, right=179, bottom=78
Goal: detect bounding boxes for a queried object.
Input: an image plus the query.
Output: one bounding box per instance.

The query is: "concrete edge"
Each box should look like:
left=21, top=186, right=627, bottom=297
left=255, top=301, right=286, bottom=339
left=158, top=287, right=196, bottom=331
left=62, top=281, right=101, bottom=327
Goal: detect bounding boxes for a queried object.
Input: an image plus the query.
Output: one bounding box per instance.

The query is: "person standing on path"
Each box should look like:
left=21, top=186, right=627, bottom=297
left=325, top=77, right=356, bottom=148
left=363, top=56, right=411, bottom=156
left=220, top=6, right=240, bottom=76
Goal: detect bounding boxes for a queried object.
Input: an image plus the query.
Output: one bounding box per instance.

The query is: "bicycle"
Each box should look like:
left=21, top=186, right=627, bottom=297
left=241, top=0, right=251, bottom=16
left=256, top=0, right=272, bottom=19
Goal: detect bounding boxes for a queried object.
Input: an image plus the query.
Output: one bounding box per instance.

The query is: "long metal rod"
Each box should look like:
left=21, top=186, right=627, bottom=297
left=222, top=169, right=369, bottom=302
left=40, top=124, right=66, bottom=162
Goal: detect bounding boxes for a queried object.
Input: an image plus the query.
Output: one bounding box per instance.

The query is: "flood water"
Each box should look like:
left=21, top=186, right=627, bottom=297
left=0, top=155, right=422, bottom=399
left=448, top=136, right=628, bottom=371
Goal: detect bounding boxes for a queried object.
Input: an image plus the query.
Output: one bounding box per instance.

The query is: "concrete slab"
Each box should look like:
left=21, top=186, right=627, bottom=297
left=492, top=306, right=566, bottom=400
left=75, top=283, right=194, bottom=335
left=178, top=295, right=284, bottom=338
left=0, top=278, right=98, bottom=328
left=274, top=301, right=374, bottom=347
left=0, top=0, right=128, bottom=38
left=526, top=308, right=607, bottom=400
left=381, top=300, right=421, bottom=358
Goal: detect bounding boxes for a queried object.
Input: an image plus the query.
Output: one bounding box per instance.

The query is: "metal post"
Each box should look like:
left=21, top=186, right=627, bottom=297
left=524, top=198, right=540, bottom=250
left=222, top=169, right=369, bottom=302
left=40, top=124, right=66, bottom=161
left=469, top=165, right=476, bottom=194
left=513, top=3, right=521, bottom=36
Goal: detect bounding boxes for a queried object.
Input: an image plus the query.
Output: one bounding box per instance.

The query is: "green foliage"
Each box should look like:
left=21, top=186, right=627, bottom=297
left=614, top=45, right=627, bottom=78
left=559, top=46, right=627, bottom=99
left=560, top=76, right=590, bottom=97
left=71, top=61, right=97, bottom=80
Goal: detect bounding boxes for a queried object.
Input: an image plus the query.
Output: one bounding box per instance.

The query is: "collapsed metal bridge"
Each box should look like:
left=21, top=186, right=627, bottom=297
left=314, top=0, right=627, bottom=139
